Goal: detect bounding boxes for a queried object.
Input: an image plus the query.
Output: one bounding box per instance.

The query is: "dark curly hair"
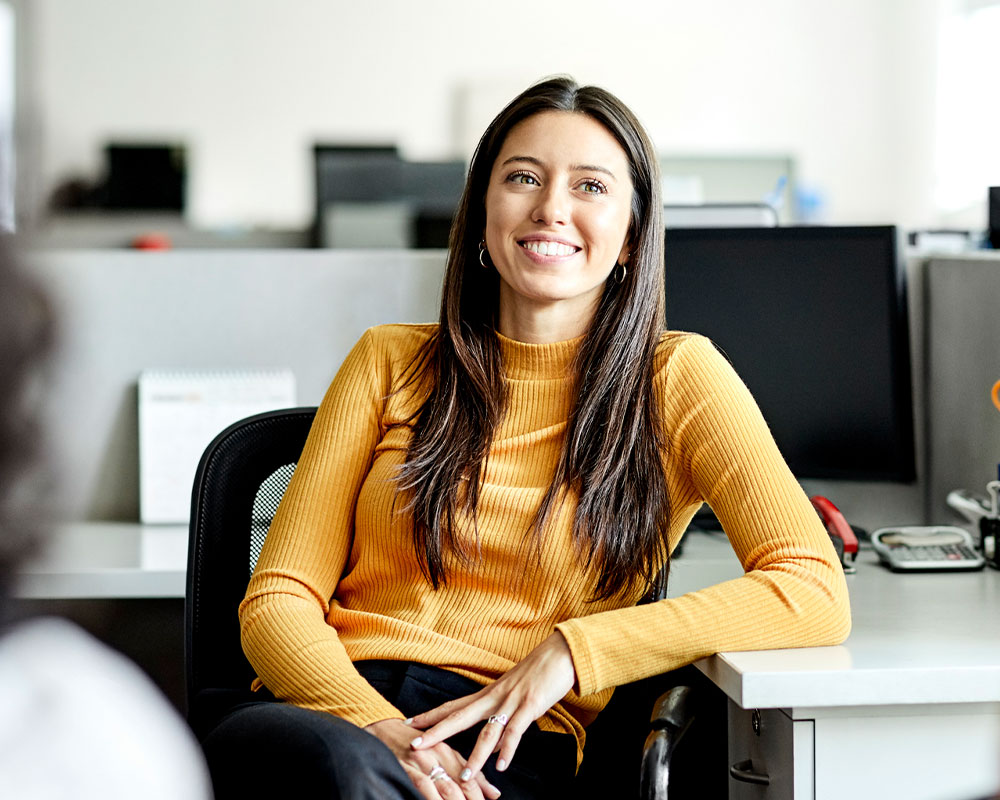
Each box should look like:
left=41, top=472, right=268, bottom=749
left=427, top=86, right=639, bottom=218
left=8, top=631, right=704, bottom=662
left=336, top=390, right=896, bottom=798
left=0, top=234, right=54, bottom=601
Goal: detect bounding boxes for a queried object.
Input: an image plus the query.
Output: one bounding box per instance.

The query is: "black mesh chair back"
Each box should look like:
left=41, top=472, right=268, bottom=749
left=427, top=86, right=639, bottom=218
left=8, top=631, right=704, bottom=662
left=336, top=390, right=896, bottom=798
left=186, top=407, right=317, bottom=732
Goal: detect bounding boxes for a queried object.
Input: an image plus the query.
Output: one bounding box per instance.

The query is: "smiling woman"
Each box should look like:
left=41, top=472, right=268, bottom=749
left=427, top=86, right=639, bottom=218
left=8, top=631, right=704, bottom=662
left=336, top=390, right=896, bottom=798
left=484, top=111, right=634, bottom=342
left=203, top=76, right=851, bottom=800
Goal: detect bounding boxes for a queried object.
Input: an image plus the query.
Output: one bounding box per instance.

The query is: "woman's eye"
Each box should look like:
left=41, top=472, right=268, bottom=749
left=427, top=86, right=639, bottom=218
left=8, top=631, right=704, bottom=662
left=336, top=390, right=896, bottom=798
left=507, top=171, right=538, bottom=185
left=580, top=179, right=607, bottom=194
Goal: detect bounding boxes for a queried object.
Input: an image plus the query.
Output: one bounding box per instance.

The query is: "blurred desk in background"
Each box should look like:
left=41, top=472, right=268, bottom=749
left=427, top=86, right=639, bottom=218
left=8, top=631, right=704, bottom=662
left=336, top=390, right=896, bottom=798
left=17, top=522, right=187, bottom=599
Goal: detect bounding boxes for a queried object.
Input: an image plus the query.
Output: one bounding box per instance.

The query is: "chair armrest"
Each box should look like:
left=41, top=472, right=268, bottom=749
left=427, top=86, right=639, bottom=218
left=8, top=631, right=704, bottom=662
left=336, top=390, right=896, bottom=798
left=639, top=686, right=696, bottom=800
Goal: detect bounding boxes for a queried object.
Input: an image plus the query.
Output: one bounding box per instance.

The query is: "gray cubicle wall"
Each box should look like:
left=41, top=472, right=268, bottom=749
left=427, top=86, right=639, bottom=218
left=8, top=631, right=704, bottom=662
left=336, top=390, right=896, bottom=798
left=28, top=249, right=447, bottom=522
left=926, top=253, right=1000, bottom=520
left=27, top=246, right=939, bottom=532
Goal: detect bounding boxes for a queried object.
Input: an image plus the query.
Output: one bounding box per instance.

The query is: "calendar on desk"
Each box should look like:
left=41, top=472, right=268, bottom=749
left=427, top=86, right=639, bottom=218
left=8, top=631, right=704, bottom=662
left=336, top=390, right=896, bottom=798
left=138, top=369, right=296, bottom=524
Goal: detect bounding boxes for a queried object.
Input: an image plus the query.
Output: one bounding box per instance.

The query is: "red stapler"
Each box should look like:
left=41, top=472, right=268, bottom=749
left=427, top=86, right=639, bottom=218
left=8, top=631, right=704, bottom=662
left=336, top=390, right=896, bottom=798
left=810, top=495, right=858, bottom=573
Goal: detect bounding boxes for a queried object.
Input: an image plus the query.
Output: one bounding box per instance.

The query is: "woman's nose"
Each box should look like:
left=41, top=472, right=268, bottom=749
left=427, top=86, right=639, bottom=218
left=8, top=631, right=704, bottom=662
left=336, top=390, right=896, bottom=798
left=532, top=185, right=569, bottom=225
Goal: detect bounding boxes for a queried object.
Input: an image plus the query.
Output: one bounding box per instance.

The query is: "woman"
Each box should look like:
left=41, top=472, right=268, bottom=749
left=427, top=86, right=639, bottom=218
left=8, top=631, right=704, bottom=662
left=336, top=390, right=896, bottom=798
left=210, top=76, right=851, bottom=800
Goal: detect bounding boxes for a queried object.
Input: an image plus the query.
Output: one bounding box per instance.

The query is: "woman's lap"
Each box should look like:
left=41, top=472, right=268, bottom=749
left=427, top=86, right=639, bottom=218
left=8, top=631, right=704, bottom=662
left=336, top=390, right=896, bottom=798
left=203, top=700, right=423, bottom=799
left=201, top=661, right=577, bottom=800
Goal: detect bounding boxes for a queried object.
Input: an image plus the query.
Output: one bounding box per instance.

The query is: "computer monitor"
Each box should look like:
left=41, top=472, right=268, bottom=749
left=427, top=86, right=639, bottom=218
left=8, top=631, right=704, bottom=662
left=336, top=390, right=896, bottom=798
left=313, top=145, right=401, bottom=246
left=313, top=145, right=402, bottom=204
left=399, top=161, right=466, bottom=215
left=400, top=160, right=466, bottom=248
left=663, top=225, right=915, bottom=482
left=103, top=144, right=186, bottom=211
left=312, top=146, right=464, bottom=248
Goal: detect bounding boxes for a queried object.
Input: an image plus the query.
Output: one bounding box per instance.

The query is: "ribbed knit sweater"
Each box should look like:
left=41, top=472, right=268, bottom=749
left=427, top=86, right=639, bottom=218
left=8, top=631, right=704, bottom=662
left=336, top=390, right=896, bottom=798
left=239, top=323, right=851, bottom=760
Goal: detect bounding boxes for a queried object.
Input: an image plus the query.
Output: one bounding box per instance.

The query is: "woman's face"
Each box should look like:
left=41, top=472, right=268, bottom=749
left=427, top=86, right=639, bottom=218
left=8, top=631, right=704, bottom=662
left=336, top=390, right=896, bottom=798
left=483, top=110, right=634, bottom=334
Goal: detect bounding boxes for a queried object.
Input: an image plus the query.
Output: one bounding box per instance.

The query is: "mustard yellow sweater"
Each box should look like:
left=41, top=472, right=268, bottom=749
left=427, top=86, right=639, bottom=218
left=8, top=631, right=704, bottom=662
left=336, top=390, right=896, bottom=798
left=240, top=324, right=851, bottom=759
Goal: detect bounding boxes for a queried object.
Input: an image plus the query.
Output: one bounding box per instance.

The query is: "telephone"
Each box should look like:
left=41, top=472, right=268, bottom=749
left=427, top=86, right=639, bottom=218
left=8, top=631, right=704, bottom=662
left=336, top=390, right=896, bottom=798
left=870, top=526, right=985, bottom=572
left=810, top=495, right=858, bottom=573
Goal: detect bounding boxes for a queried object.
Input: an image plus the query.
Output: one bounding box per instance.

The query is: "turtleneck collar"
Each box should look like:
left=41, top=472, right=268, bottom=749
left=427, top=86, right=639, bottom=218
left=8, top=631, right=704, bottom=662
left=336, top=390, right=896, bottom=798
left=495, top=330, right=583, bottom=380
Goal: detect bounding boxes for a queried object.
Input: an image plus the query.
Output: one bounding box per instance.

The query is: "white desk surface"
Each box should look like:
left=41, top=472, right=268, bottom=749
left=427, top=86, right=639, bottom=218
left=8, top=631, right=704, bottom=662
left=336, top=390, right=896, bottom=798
left=674, top=531, right=1000, bottom=711
left=16, top=521, right=188, bottom=599
left=14, top=523, right=1000, bottom=713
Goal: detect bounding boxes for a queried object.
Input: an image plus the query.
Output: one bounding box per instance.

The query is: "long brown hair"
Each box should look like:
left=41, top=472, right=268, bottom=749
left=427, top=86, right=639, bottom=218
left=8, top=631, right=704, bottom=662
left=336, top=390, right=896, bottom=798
left=395, top=76, right=669, bottom=600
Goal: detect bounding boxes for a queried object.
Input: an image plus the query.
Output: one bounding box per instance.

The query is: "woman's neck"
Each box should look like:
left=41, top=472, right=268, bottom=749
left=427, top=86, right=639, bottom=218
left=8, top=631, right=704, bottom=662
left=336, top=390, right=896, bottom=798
left=497, top=295, right=597, bottom=343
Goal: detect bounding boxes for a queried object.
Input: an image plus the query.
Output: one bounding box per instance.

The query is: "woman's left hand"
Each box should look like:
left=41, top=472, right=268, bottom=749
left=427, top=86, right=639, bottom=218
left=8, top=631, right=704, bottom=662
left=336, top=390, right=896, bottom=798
left=407, top=632, right=577, bottom=779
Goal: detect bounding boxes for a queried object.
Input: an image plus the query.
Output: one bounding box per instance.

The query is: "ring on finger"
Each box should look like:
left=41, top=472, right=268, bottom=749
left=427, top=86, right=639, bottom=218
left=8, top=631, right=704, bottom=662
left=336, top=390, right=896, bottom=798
left=487, top=713, right=509, bottom=727
left=428, top=765, right=449, bottom=782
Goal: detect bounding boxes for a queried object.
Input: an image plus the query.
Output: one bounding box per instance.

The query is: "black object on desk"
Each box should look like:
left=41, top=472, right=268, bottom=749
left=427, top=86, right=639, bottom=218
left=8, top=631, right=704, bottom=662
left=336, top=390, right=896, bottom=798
left=980, top=480, right=1000, bottom=569
left=103, top=144, right=186, bottom=211
left=989, top=186, right=999, bottom=249
left=981, top=516, right=1000, bottom=568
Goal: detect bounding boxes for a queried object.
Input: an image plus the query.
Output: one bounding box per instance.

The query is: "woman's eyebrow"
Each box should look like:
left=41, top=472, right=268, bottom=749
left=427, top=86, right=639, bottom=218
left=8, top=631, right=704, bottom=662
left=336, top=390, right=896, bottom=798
left=499, top=155, right=617, bottom=181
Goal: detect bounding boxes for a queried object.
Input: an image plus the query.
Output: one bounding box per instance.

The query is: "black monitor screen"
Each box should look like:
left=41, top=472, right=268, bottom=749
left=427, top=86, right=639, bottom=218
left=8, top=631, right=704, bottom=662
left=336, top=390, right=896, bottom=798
left=104, top=144, right=186, bottom=211
left=314, top=146, right=403, bottom=204
left=664, top=225, right=915, bottom=482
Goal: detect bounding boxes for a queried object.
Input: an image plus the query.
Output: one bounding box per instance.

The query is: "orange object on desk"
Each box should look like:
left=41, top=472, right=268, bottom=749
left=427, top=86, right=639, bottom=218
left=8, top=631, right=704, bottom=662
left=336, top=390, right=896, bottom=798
left=132, top=233, right=172, bottom=250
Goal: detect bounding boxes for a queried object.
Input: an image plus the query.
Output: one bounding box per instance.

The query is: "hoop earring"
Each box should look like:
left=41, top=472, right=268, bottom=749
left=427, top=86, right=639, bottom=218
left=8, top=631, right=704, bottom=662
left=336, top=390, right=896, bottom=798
left=615, top=262, right=627, bottom=284
left=478, top=240, right=490, bottom=269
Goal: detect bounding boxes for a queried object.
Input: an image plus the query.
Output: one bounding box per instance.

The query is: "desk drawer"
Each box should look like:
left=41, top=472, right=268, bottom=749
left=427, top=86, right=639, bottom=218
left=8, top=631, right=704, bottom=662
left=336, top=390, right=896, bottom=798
left=728, top=702, right=814, bottom=800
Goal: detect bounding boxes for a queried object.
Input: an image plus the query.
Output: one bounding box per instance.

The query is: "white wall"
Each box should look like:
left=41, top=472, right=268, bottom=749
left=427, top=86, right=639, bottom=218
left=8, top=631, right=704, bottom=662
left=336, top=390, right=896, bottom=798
left=0, top=0, right=14, bottom=230
left=23, top=0, right=948, bottom=230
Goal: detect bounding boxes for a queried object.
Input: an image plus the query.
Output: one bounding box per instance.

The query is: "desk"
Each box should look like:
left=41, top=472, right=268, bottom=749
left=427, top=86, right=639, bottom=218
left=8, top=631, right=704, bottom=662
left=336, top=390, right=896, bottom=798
left=16, top=525, right=1000, bottom=798
left=674, top=533, right=1000, bottom=799
left=17, top=522, right=187, bottom=599
left=13, top=522, right=188, bottom=710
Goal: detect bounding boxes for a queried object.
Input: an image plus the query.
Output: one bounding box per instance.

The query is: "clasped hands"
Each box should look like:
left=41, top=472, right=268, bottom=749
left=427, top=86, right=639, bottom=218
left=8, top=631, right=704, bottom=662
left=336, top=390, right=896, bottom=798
left=365, top=632, right=576, bottom=800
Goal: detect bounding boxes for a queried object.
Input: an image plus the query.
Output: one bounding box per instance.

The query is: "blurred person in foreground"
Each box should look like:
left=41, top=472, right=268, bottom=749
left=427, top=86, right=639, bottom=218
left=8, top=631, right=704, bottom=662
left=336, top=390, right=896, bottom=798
left=0, top=234, right=213, bottom=799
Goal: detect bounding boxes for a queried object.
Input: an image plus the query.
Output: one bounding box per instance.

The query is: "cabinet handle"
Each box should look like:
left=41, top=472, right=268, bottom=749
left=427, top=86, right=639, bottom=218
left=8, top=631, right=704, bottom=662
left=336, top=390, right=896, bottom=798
left=730, top=759, right=770, bottom=785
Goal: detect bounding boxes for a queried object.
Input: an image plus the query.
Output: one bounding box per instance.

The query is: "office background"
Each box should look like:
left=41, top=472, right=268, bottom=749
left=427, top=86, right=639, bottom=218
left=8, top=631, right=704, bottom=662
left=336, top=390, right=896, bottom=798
left=5, top=0, right=997, bottom=235
left=3, top=4, right=1000, bottom=795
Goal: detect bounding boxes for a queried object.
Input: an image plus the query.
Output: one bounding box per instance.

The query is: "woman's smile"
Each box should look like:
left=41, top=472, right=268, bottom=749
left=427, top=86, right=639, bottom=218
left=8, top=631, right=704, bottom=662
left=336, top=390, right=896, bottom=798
left=518, top=236, right=581, bottom=264
left=518, top=237, right=581, bottom=259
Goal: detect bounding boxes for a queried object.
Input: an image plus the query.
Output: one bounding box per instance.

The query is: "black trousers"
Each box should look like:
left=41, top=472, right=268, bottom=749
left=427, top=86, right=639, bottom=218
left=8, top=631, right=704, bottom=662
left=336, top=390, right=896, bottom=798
left=201, top=660, right=577, bottom=800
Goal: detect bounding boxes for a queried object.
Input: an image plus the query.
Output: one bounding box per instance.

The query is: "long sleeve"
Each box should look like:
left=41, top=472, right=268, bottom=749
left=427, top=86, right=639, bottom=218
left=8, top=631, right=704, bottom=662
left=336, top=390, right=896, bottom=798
left=556, top=334, right=852, bottom=697
left=238, top=328, right=404, bottom=727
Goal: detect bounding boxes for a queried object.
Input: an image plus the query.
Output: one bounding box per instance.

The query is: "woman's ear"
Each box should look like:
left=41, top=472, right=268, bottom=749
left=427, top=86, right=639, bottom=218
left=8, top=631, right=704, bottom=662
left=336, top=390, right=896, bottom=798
left=618, top=236, right=633, bottom=266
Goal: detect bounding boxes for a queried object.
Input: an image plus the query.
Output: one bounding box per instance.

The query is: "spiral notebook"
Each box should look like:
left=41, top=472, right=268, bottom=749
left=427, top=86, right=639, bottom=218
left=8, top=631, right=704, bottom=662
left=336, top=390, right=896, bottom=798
left=138, top=369, right=297, bottom=524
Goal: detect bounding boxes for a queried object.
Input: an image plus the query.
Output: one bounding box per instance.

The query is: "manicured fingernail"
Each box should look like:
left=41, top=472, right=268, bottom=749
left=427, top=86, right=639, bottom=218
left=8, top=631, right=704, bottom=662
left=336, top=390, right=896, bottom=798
left=497, top=758, right=507, bottom=771
left=404, top=717, right=413, bottom=725
left=460, top=768, right=472, bottom=781
left=410, top=736, right=422, bottom=747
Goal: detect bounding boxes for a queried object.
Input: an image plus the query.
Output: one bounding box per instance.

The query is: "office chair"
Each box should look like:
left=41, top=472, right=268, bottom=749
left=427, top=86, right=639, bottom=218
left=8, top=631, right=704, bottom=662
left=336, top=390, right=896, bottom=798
left=187, top=408, right=701, bottom=799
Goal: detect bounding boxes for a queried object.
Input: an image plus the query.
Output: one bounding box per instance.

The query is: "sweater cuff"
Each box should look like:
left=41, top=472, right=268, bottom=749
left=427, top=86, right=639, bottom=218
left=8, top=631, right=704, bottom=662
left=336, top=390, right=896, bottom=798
left=326, top=687, right=408, bottom=731
left=352, top=704, right=408, bottom=730
left=555, top=619, right=599, bottom=697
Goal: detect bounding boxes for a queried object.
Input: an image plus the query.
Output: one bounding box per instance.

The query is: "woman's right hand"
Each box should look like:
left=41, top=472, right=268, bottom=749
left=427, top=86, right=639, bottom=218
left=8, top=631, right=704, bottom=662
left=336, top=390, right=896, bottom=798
left=365, top=719, right=502, bottom=800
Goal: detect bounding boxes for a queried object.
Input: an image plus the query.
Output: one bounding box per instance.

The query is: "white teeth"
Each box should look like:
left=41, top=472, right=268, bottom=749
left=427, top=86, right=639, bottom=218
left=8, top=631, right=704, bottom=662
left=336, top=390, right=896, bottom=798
left=521, top=240, right=576, bottom=257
